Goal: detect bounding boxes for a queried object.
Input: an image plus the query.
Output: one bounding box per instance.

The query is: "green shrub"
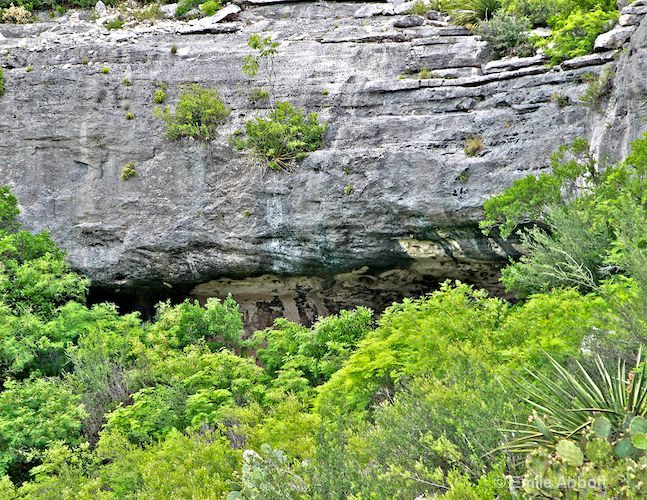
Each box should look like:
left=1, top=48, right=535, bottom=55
left=579, top=66, right=615, bottom=108
left=0, top=378, right=87, bottom=477
left=132, top=4, right=161, bottom=21
left=0, top=68, right=4, bottom=97
left=550, top=91, right=570, bottom=107
left=152, top=82, right=167, bottom=103
left=249, top=88, right=270, bottom=103
left=104, top=19, right=124, bottom=30
left=198, top=0, right=220, bottom=16
left=101, top=67, right=110, bottom=74
left=233, top=101, right=327, bottom=170
left=502, top=0, right=618, bottom=27
left=476, top=12, right=534, bottom=58
left=155, top=84, right=230, bottom=140
left=175, top=0, right=201, bottom=18
left=539, top=8, right=619, bottom=65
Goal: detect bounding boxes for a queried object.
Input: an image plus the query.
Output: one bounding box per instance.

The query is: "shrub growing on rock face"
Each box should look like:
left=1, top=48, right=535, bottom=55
left=476, top=12, right=534, bottom=58
left=539, top=8, right=618, bottom=64
left=0, top=68, right=4, bottom=97
left=156, top=84, right=230, bottom=141
left=464, top=135, right=484, bottom=156
left=233, top=101, right=327, bottom=171
left=198, top=0, right=221, bottom=16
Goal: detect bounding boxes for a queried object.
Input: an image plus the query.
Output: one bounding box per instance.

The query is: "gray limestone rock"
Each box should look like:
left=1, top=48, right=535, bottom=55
left=95, top=0, right=108, bottom=17
left=594, top=26, right=637, bottom=50
left=0, top=2, right=645, bottom=326
left=394, top=15, right=425, bottom=28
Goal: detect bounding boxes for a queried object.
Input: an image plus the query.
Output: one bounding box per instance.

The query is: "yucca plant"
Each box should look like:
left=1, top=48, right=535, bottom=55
left=448, top=0, right=501, bottom=26
left=502, top=350, right=647, bottom=457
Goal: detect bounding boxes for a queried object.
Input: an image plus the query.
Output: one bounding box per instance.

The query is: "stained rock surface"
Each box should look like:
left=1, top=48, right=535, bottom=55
left=1, top=2, right=646, bottom=327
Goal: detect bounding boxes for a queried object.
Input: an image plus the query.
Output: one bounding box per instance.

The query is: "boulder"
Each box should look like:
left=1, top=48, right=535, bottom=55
left=180, top=3, right=241, bottom=33
left=619, top=13, right=643, bottom=26
left=95, top=0, right=107, bottom=17
left=594, top=26, right=637, bottom=50
left=160, top=3, right=178, bottom=19
left=394, top=15, right=425, bottom=28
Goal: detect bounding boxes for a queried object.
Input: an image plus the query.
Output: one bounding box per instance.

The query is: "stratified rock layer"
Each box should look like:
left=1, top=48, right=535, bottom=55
left=1, top=2, right=646, bottom=326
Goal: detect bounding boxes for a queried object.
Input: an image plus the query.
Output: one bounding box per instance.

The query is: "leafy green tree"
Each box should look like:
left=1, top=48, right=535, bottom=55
left=147, top=296, right=244, bottom=351
left=0, top=377, right=87, bottom=479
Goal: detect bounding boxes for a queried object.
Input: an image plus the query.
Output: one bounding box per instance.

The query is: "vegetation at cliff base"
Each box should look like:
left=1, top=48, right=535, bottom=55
left=0, top=130, right=646, bottom=497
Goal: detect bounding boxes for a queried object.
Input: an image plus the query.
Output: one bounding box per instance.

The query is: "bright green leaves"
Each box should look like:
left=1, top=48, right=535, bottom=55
left=234, top=101, right=327, bottom=171
left=242, top=33, right=280, bottom=78
left=481, top=137, right=596, bottom=239
left=0, top=378, right=87, bottom=475
left=0, top=187, right=18, bottom=232
left=156, top=84, right=230, bottom=141
left=538, top=8, right=619, bottom=65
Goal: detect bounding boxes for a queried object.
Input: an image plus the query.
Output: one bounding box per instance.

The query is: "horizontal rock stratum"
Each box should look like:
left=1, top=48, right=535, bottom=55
left=1, top=1, right=646, bottom=326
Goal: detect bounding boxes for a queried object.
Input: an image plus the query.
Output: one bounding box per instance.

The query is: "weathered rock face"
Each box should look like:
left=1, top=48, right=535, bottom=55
left=1, top=2, right=646, bottom=327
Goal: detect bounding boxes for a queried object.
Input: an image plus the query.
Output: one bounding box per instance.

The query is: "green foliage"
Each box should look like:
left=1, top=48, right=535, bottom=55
left=120, top=162, right=136, bottom=180
left=175, top=0, right=201, bottom=17
left=579, top=66, right=615, bottom=108
left=538, top=8, right=618, bottom=65
left=105, top=385, right=187, bottom=445
left=501, top=0, right=617, bottom=27
left=152, top=86, right=166, bottom=104
left=505, top=350, right=647, bottom=455
left=316, top=282, right=606, bottom=414
left=0, top=377, right=86, bottom=477
left=0, top=68, right=4, bottom=97
left=148, top=295, right=244, bottom=351
left=237, top=444, right=308, bottom=498
left=500, top=204, right=611, bottom=296
left=242, top=33, right=280, bottom=80
left=249, top=87, right=270, bottom=103
left=503, top=351, right=647, bottom=497
left=156, top=84, right=230, bottom=140
left=476, top=12, right=534, bottom=58
left=234, top=101, right=327, bottom=170
left=481, top=137, right=596, bottom=238
left=198, top=0, right=220, bottom=17
left=0, top=187, right=19, bottom=231
left=104, top=18, right=124, bottom=30
left=253, top=307, right=373, bottom=392
left=550, top=91, right=570, bottom=107
left=482, top=133, right=647, bottom=296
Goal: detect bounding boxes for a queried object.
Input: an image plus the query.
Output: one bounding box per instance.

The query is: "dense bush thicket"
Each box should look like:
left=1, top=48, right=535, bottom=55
left=410, top=0, right=620, bottom=64
left=0, top=131, right=645, bottom=497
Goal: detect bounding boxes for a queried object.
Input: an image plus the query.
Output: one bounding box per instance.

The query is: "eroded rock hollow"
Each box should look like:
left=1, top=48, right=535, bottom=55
left=2, top=2, right=646, bottom=328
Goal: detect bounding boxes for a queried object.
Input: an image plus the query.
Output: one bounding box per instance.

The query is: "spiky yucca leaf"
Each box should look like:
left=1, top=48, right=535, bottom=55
left=448, top=0, right=501, bottom=26
left=502, top=350, right=647, bottom=454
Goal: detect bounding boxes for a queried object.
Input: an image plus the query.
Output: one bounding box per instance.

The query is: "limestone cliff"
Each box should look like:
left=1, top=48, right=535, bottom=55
left=1, top=1, right=646, bottom=326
